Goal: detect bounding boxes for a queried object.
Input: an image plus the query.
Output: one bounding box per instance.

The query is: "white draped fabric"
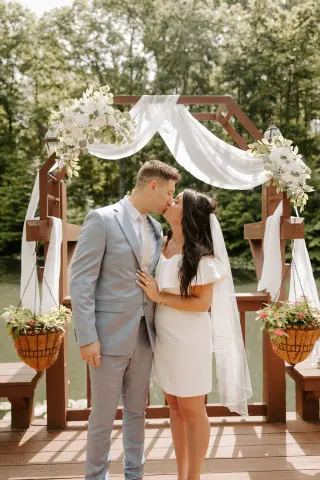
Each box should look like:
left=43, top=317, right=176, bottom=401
left=41, top=217, right=62, bottom=313
left=210, top=214, right=252, bottom=415
left=89, top=95, right=270, bottom=189
left=258, top=201, right=283, bottom=300
left=21, top=172, right=41, bottom=313
left=20, top=172, right=62, bottom=314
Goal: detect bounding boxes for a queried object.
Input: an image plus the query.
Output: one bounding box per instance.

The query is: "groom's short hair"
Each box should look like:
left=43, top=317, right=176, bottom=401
left=137, top=160, right=181, bottom=185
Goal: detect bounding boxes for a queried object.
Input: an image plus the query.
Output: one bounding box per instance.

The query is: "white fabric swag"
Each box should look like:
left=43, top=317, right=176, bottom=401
left=89, top=95, right=270, bottom=189
left=21, top=171, right=62, bottom=314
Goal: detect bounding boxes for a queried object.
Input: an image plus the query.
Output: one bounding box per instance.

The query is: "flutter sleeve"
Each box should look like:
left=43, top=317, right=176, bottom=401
left=190, top=256, right=228, bottom=286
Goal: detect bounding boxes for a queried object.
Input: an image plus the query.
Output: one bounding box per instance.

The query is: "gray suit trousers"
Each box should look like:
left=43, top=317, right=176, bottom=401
left=86, top=319, right=152, bottom=480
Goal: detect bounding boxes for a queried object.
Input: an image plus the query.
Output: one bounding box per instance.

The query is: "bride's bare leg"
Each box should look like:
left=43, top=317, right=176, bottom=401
left=165, top=392, right=188, bottom=480
left=178, top=395, right=210, bottom=480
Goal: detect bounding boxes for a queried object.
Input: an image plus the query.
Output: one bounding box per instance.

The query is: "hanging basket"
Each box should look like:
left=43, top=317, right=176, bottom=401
left=12, top=328, right=65, bottom=372
left=270, top=323, right=320, bottom=366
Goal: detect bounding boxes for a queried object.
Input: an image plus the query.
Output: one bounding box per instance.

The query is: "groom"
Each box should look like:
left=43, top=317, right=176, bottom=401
left=70, top=160, right=181, bottom=480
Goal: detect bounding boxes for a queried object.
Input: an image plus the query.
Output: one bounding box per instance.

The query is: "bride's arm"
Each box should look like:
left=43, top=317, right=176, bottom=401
left=136, top=270, right=214, bottom=312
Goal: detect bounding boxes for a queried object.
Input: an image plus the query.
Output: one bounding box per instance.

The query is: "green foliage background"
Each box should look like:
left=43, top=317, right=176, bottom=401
left=0, top=0, right=319, bottom=269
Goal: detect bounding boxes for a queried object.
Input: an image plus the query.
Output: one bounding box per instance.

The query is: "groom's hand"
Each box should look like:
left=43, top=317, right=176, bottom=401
left=80, top=340, right=101, bottom=367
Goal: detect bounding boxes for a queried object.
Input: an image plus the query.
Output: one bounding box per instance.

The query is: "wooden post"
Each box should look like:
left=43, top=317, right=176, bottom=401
left=46, top=181, right=69, bottom=429
left=261, top=186, right=287, bottom=422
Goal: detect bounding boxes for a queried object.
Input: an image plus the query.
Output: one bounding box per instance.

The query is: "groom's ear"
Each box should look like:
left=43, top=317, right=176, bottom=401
left=150, top=179, right=157, bottom=191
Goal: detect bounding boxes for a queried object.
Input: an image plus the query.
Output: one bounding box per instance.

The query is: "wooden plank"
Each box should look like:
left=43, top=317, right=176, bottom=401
left=236, top=293, right=268, bottom=311
left=4, top=441, right=320, bottom=464
left=0, top=364, right=37, bottom=374
left=2, top=455, right=320, bottom=477
left=66, top=403, right=268, bottom=422
left=226, top=100, right=263, bottom=142
left=1, top=432, right=320, bottom=454
left=1, top=471, right=320, bottom=480
left=112, top=95, right=234, bottom=105
left=244, top=222, right=264, bottom=240
left=0, top=385, right=36, bottom=397
left=26, top=219, right=52, bottom=242
left=218, top=121, right=248, bottom=150
left=288, top=359, right=320, bottom=380
left=192, top=113, right=217, bottom=121
left=0, top=375, right=40, bottom=385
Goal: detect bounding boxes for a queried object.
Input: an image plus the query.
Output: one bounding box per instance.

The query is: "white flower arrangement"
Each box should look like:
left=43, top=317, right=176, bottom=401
left=248, top=136, right=314, bottom=211
left=48, top=85, right=136, bottom=179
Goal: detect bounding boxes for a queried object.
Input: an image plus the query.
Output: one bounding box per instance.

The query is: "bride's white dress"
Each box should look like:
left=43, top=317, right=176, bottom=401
left=153, top=253, right=227, bottom=397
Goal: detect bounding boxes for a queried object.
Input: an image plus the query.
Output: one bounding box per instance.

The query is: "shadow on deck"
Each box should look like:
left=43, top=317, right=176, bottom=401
left=0, top=413, right=320, bottom=480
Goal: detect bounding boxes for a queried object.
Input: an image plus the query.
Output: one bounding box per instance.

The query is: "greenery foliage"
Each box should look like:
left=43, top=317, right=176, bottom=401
left=0, top=0, right=319, bottom=269
left=2, top=305, right=72, bottom=339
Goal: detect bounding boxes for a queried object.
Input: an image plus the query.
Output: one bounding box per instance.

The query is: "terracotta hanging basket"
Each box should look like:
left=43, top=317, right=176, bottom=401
left=13, top=328, right=65, bottom=372
left=271, top=323, right=320, bottom=366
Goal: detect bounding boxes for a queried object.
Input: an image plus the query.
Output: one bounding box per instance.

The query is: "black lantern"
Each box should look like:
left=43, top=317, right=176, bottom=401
left=263, top=118, right=282, bottom=143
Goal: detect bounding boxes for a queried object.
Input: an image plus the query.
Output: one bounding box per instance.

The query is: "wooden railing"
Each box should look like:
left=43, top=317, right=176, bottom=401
left=63, top=292, right=269, bottom=421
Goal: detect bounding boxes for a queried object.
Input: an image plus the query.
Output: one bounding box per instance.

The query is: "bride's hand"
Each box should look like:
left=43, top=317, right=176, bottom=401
left=136, top=270, right=161, bottom=303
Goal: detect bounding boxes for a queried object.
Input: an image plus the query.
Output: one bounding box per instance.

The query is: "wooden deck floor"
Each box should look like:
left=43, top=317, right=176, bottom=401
left=1, top=413, right=320, bottom=480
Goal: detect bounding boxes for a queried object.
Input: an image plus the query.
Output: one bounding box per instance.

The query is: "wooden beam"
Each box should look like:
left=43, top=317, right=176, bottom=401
left=192, top=113, right=217, bottom=121
left=66, top=403, right=268, bottom=421
left=218, top=120, right=249, bottom=150
left=244, top=220, right=305, bottom=240
left=227, top=99, right=263, bottom=141
left=113, top=95, right=234, bottom=105
left=26, top=219, right=53, bottom=242
left=66, top=223, right=82, bottom=241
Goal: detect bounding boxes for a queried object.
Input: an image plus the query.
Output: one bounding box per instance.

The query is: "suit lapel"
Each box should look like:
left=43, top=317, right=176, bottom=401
left=148, top=214, right=163, bottom=273
left=114, top=201, right=141, bottom=266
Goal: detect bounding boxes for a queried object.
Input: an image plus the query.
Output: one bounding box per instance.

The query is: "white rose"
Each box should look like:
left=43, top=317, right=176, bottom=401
left=281, top=171, right=294, bottom=183
left=64, top=136, right=75, bottom=147
left=63, top=107, right=74, bottom=120
left=70, top=126, right=84, bottom=141
left=74, top=113, right=90, bottom=127
left=94, top=92, right=105, bottom=104
left=91, top=116, right=106, bottom=127
left=105, top=106, right=114, bottom=115
left=107, top=116, right=119, bottom=129
left=269, top=147, right=294, bottom=166
left=81, top=99, right=96, bottom=115
left=290, top=176, right=300, bottom=187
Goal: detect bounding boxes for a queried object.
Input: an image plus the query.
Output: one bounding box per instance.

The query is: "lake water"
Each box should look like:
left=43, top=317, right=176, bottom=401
left=0, top=258, right=319, bottom=420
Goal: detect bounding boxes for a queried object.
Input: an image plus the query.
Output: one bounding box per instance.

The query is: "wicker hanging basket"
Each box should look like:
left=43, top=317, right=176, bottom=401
left=271, top=323, right=320, bottom=366
left=13, top=328, right=65, bottom=372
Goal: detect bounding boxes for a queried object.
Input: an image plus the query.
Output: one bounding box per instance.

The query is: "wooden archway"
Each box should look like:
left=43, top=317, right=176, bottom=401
left=26, top=95, right=304, bottom=429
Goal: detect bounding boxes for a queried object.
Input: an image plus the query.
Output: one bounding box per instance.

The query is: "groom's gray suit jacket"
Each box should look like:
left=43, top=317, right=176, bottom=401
left=70, top=199, right=163, bottom=356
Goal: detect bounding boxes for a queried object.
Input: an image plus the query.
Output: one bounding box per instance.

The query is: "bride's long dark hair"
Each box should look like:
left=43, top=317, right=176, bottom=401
left=164, top=189, right=217, bottom=297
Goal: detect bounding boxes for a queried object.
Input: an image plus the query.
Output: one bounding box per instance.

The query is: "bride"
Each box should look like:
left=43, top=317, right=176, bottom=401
left=136, top=189, right=252, bottom=480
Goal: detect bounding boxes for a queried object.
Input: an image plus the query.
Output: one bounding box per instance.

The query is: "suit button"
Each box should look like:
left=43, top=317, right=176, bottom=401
left=144, top=302, right=147, bottom=307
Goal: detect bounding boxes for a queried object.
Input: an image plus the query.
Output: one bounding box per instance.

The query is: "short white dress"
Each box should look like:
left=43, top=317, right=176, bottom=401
left=153, top=253, right=227, bottom=397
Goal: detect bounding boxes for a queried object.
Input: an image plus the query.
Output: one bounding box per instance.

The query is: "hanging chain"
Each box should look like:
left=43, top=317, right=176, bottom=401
left=42, top=276, right=59, bottom=310
left=18, top=241, right=59, bottom=313
left=271, top=239, right=313, bottom=320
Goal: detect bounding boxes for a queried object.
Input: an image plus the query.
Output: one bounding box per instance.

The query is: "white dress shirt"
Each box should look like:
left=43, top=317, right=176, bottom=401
left=123, top=196, right=158, bottom=269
